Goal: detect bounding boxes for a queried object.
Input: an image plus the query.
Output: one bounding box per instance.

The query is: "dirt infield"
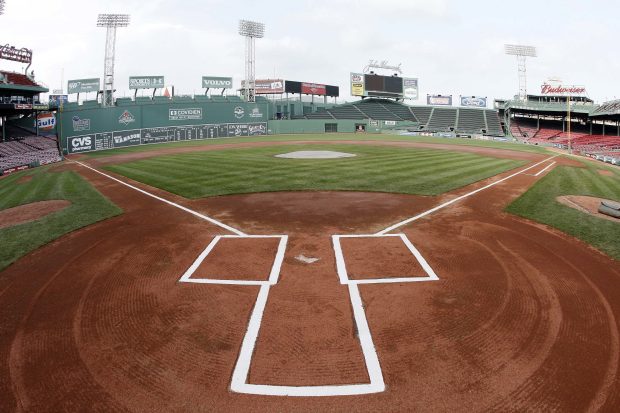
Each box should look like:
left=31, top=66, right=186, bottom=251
left=0, top=200, right=71, bottom=230
left=557, top=195, right=620, bottom=223
left=2, top=142, right=620, bottom=412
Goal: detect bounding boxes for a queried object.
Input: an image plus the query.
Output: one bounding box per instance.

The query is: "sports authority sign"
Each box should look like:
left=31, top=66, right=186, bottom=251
left=202, top=76, right=233, bottom=89
left=540, top=83, right=587, bottom=96
left=129, top=76, right=165, bottom=89
left=67, top=78, right=100, bottom=94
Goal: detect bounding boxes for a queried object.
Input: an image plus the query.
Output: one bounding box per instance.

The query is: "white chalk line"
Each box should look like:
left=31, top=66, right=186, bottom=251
left=376, top=155, right=560, bottom=235
left=534, top=161, right=557, bottom=176
left=180, top=233, right=442, bottom=396
left=71, top=160, right=246, bottom=236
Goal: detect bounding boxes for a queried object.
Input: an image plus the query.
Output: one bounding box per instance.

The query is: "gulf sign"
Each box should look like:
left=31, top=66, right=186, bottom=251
left=37, top=113, right=56, bottom=131
left=302, top=82, right=326, bottom=96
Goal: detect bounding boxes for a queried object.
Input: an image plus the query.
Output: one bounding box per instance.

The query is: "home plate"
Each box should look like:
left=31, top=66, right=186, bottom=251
left=295, top=254, right=320, bottom=264
left=275, top=151, right=357, bottom=159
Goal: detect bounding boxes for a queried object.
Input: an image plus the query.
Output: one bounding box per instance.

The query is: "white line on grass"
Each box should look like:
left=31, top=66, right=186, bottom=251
left=376, top=155, right=559, bottom=235
left=534, top=161, right=556, bottom=176
left=71, top=160, right=246, bottom=236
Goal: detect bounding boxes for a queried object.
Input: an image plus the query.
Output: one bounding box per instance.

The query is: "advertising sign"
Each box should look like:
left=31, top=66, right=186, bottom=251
left=67, top=122, right=268, bottom=154
left=540, top=83, right=586, bottom=96
left=460, top=96, right=487, bottom=107
left=67, top=78, right=100, bottom=94
left=251, top=79, right=284, bottom=94
left=37, top=113, right=56, bottom=131
left=72, top=115, right=91, bottom=132
left=169, top=108, right=202, bottom=121
left=202, top=76, right=233, bottom=89
left=129, top=76, right=165, bottom=89
left=301, top=82, right=326, bottom=96
left=427, top=95, right=453, bottom=106
left=403, top=78, right=419, bottom=100
left=49, top=95, right=69, bottom=106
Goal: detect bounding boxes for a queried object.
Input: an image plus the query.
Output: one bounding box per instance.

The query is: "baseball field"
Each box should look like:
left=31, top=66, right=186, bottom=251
left=1, top=134, right=620, bottom=411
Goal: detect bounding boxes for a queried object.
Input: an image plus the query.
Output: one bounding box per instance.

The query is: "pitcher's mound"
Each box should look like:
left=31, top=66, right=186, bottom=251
left=275, top=150, right=356, bottom=159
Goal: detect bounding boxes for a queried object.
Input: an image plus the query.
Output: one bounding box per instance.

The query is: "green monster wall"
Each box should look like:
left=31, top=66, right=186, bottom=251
left=58, top=100, right=270, bottom=154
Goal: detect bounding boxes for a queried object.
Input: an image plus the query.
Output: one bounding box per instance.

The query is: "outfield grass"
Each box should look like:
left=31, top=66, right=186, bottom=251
left=105, top=144, right=525, bottom=198
left=0, top=166, right=122, bottom=271
left=507, top=159, right=620, bottom=260
left=83, top=133, right=549, bottom=159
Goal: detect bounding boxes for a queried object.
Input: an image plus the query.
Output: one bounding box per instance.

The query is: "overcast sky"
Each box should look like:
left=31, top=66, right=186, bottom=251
left=2, top=0, right=620, bottom=103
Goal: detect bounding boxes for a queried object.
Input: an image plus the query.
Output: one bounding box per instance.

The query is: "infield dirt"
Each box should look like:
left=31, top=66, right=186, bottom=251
left=1, top=141, right=619, bottom=412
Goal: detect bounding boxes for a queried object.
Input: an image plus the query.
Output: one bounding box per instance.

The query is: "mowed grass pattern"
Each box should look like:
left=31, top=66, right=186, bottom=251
left=0, top=167, right=122, bottom=271
left=105, top=144, right=525, bottom=198
left=85, top=133, right=549, bottom=159
left=507, top=160, right=620, bottom=260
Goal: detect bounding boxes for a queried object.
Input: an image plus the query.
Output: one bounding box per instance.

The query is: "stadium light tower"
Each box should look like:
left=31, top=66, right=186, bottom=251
left=504, top=44, right=537, bottom=101
left=97, top=13, right=130, bottom=107
left=0, top=0, right=5, bottom=15
left=239, top=19, right=265, bottom=103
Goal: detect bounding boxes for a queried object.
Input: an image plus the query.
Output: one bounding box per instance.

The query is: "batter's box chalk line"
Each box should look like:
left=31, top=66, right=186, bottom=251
left=332, top=233, right=440, bottom=285
left=178, top=233, right=440, bottom=397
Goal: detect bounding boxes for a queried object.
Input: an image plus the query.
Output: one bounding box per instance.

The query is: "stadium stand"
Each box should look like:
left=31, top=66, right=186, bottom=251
left=484, top=110, right=504, bottom=136
left=0, top=136, right=62, bottom=172
left=427, top=108, right=457, bottom=132
left=329, top=105, right=367, bottom=120
left=456, top=108, right=486, bottom=133
left=410, top=107, right=433, bottom=126
left=353, top=101, right=402, bottom=121
left=0, top=71, right=40, bottom=88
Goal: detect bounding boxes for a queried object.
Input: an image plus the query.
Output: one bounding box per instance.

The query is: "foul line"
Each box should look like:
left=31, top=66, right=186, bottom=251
left=376, top=155, right=559, bottom=235
left=71, top=160, right=246, bottom=236
left=534, top=161, right=556, bottom=176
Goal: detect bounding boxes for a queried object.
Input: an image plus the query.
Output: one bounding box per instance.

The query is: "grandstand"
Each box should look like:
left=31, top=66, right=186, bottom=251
left=300, top=99, right=503, bottom=136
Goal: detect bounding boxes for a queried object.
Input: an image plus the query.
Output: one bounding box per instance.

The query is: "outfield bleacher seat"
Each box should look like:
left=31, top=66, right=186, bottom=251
left=135, top=96, right=152, bottom=104
left=484, top=110, right=504, bottom=136
left=194, top=95, right=211, bottom=102
left=329, top=105, right=367, bottom=120
left=226, top=96, right=243, bottom=102
left=354, top=101, right=401, bottom=121
left=210, top=95, right=228, bottom=102
left=0, top=136, right=62, bottom=171
left=153, top=96, right=172, bottom=103
left=115, top=97, right=134, bottom=106
left=457, top=108, right=486, bottom=133
left=427, top=108, right=457, bottom=131
left=410, top=107, right=433, bottom=126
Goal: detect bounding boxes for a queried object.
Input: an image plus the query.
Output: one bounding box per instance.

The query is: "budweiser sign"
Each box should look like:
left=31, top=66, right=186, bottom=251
left=540, top=84, right=586, bottom=95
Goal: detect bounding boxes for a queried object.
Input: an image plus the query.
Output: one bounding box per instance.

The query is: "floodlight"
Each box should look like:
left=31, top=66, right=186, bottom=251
left=504, top=44, right=538, bottom=101
left=0, top=0, right=5, bottom=15
left=504, top=44, right=537, bottom=58
left=239, top=20, right=265, bottom=38
left=97, top=13, right=130, bottom=27
left=97, top=13, right=130, bottom=107
left=239, top=19, right=265, bottom=103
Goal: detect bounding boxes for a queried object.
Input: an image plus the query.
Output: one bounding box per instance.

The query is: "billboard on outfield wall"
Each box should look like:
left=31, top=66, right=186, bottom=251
left=350, top=73, right=364, bottom=97
left=202, top=76, right=233, bottom=89
left=129, top=76, right=165, bottom=89
left=427, top=95, right=452, bottom=106
left=403, top=78, right=418, bottom=100
left=66, top=122, right=268, bottom=153
left=67, top=78, right=100, bottom=94
left=245, top=79, right=284, bottom=94
left=460, top=96, right=487, bottom=107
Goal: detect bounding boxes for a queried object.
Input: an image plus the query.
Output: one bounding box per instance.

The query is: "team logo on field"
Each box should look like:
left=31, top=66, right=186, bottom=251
left=118, top=110, right=136, bottom=126
left=234, top=106, right=245, bottom=119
